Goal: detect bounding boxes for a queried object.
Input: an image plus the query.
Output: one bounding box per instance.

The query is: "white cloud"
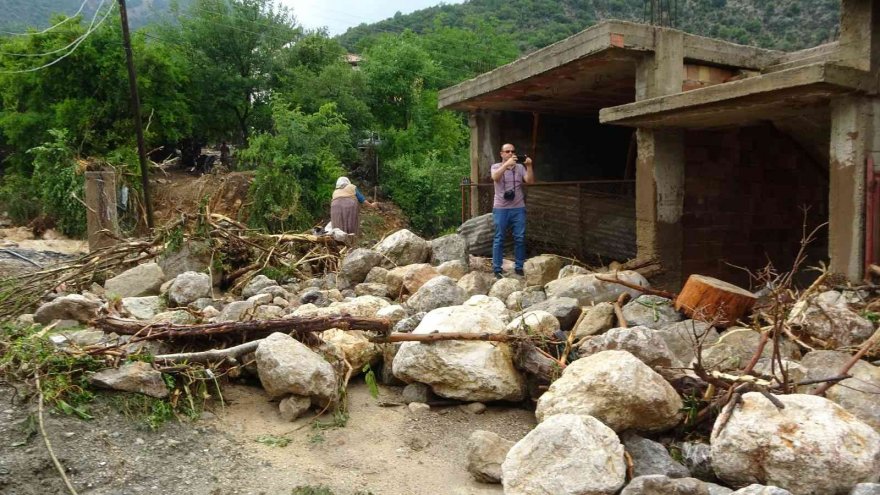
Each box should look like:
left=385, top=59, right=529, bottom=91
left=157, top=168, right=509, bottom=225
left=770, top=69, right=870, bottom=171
left=279, top=0, right=464, bottom=36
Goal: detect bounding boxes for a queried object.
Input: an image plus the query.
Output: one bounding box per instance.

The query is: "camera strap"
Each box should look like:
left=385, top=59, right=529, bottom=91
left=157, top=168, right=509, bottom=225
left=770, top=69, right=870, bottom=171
left=503, top=164, right=518, bottom=192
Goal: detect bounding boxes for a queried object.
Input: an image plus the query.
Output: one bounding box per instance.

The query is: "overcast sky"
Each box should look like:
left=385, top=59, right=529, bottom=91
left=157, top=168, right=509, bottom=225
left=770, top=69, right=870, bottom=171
left=278, top=0, right=465, bottom=36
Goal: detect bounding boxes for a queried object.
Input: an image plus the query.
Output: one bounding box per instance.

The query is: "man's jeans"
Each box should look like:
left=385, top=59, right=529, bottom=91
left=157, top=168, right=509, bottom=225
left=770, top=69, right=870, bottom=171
left=492, top=207, right=526, bottom=273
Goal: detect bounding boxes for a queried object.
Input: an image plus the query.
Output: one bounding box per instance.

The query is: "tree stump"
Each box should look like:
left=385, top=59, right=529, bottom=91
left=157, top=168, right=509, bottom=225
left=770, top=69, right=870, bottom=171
left=674, top=274, right=756, bottom=328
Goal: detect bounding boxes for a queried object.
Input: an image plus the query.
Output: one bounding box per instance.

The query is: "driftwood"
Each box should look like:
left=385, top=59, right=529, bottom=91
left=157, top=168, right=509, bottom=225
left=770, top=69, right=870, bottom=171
left=614, top=292, right=631, bottom=328
left=674, top=274, right=756, bottom=328
left=153, top=340, right=262, bottom=364
left=513, top=340, right=562, bottom=385
left=93, top=315, right=391, bottom=347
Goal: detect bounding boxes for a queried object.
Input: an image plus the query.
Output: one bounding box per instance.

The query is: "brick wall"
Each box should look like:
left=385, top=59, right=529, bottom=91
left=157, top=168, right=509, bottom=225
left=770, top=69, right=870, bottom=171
left=682, top=125, right=828, bottom=288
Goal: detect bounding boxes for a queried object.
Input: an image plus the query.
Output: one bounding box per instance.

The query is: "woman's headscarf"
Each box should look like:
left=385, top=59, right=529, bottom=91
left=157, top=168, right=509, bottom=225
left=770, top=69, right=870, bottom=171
left=335, top=176, right=351, bottom=189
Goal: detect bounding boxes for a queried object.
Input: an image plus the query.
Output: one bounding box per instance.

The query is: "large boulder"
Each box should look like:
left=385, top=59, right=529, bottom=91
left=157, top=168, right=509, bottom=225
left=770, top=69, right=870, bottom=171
left=385, top=264, right=439, bottom=298
left=167, top=271, right=212, bottom=306
left=429, top=233, right=468, bottom=265
left=621, top=475, right=710, bottom=495
left=488, top=277, right=523, bottom=302
left=578, top=326, right=681, bottom=372
left=787, top=290, right=875, bottom=348
left=90, top=361, right=168, bottom=398
left=374, top=229, right=430, bottom=267
left=291, top=295, right=389, bottom=319
left=34, top=294, right=101, bottom=324
left=711, top=393, right=880, bottom=494
left=800, top=350, right=880, bottom=431
left=463, top=295, right=510, bottom=323
left=436, top=260, right=468, bottom=280
left=467, top=430, right=515, bottom=484
left=405, top=276, right=467, bottom=313
left=526, top=297, right=582, bottom=331
left=241, top=275, right=278, bottom=299
left=623, top=295, right=683, bottom=329
left=457, top=271, right=496, bottom=297
left=524, top=255, right=564, bottom=287
left=506, top=311, right=560, bottom=338
left=701, top=328, right=799, bottom=372
left=506, top=287, right=547, bottom=311
left=535, top=350, right=683, bottom=432
left=544, top=271, right=649, bottom=305
left=621, top=432, right=690, bottom=479
left=573, top=302, right=615, bottom=339
left=255, top=333, right=338, bottom=406
left=104, top=262, right=165, bottom=298
left=392, top=305, right=524, bottom=402
left=121, top=296, right=164, bottom=320
left=339, top=248, right=383, bottom=285
left=320, top=329, right=381, bottom=372
left=457, top=213, right=494, bottom=256
left=657, top=320, right=720, bottom=367
left=502, top=413, right=626, bottom=495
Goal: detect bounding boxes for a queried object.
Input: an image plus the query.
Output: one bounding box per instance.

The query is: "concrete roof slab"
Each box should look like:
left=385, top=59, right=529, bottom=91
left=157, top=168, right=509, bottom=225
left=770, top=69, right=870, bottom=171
left=599, top=63, right=877, bottom=129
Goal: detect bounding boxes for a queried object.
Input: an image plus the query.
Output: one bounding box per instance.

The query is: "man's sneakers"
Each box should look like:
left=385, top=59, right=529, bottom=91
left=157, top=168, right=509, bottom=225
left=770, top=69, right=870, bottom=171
left=494, top=271, right=503, bottom=280
left=515, top=268, right=525, bottom=277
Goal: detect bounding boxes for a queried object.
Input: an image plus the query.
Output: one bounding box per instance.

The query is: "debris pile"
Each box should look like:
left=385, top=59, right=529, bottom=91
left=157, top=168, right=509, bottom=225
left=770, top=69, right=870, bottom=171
left=3, top=220, right=880, bottom=495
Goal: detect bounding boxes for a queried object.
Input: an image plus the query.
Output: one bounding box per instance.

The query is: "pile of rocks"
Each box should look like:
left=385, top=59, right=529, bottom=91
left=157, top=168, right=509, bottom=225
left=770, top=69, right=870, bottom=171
left=22, top=228, right=880, bottom=495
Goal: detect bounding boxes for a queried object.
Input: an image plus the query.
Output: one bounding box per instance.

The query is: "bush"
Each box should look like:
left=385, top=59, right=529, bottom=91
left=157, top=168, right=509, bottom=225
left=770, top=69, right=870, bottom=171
left=240, top=102, right=350, bottom=231
left=28, top=129, right=86, bottom=237
left=0, top=172, right=40, bottom=224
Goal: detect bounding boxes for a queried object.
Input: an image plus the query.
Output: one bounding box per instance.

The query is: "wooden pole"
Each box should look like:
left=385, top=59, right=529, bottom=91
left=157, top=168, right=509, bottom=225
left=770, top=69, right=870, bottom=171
left=117, top=0, right=154, bottom=229
left=84, top=171, right=119, bottom=251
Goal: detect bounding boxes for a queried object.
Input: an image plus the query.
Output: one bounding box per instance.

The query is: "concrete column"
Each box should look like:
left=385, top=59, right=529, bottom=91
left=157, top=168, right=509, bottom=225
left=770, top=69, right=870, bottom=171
left=829, top=96, right=873, bottom=279
left=634, top=28, right=686, bottom=288
left=838, top=0, right=880, bottom=71
left=469, top=110, right=500, bottom=216
left=84, top=171, right=119, bottom=251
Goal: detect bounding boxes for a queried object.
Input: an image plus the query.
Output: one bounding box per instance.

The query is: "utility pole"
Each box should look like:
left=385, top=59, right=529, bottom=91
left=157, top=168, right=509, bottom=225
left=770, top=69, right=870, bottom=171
left=117, top=0, right=154, bottom=229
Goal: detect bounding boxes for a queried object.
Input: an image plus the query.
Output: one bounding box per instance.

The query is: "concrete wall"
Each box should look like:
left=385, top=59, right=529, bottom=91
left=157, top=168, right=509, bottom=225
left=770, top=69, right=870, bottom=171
left=681, top=124, right=828, bottom=287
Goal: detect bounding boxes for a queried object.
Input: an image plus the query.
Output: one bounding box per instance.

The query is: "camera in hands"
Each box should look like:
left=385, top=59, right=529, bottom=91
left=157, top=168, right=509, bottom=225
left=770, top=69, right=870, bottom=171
left=516, top=154, right=528, bottom=164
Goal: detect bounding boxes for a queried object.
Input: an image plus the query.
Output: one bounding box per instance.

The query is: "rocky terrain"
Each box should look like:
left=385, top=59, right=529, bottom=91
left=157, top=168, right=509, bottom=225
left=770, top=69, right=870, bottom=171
left=3, top=222, right=880, bottom=495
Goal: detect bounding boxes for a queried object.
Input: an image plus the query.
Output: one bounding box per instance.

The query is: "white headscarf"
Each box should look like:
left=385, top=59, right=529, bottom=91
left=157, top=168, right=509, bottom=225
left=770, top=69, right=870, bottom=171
left=335, top=176, right=351, bottom=189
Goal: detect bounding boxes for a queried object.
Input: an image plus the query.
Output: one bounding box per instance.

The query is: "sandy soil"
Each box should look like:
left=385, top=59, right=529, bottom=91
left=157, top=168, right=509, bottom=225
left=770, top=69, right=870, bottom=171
left=0, top=380, right=536, bottom=495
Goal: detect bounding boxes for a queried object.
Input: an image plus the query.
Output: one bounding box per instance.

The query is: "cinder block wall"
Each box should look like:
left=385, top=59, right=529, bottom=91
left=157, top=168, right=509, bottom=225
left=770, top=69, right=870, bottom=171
left=681, top=124, right=828, bottom=288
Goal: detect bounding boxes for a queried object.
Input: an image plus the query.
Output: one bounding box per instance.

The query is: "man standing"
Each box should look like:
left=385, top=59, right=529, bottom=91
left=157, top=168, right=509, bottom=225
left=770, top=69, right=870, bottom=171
left=490, top=143, right=534, bottom=278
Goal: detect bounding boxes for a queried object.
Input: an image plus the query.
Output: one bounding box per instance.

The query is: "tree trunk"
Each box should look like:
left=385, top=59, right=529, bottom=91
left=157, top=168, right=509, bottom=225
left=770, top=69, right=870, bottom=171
left=674, top=274, right=756, bottom=328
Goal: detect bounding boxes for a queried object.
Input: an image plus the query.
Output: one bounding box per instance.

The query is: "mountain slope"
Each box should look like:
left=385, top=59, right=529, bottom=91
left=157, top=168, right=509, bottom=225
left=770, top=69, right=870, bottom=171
left=0, top=0, right=189, bottom=32
left=337, top=0, right=839, bottom=54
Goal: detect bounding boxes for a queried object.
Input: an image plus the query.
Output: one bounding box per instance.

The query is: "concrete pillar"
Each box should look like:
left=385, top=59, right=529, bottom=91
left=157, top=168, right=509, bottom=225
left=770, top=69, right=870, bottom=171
left=84, top=171, right=119, bottom=251
left=634, top=28, right=686, bottom=288
left=469, top=110, right=500, bottom=216
left=829, top=96, right=874, bottom=279
left=838, top=0, right=880, bottom=71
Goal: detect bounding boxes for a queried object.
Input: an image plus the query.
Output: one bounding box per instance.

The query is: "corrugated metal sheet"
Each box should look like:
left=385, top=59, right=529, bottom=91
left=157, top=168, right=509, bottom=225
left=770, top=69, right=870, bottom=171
left=461, top=182, right=636, bottom=262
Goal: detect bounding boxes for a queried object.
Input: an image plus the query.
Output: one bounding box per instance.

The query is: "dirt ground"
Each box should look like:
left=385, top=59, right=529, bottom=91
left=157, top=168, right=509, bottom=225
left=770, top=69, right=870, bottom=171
left=0, top=379, right=536, bottom=495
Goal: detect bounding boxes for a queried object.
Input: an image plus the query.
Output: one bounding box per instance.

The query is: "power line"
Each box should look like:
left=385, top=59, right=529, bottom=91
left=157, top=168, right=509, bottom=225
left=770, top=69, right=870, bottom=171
left=0, top=2, right=116, bottom=74
left=0, top=0, right=108, bottom=57
left=0, top=0, right=90, bottom=36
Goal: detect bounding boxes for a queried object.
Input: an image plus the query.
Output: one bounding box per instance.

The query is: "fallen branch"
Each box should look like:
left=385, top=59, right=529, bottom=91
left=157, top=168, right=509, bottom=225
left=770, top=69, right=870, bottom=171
left=35, top=371, right=79, bottom=495
left=614, top=292, right=630, bottom=328
left=153, top=340, right=262, bottom=364
left=91, top=315, right=391, bottom=352
left=595, top=275, right=677, bottom=300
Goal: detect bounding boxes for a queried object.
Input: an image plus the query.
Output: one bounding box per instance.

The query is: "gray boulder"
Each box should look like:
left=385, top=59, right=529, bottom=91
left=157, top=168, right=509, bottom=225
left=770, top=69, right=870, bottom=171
left=573, top=302, right=616, bottom=339
left=241, top=275, right=278, bottom=298
left=579, top=326, right=681, bottom=373
left=457, top=271, right=496, bottom=298
left=104, top=262, right=165, bottom=298
left=34, top=294, right=101, bottom=324
left=90, top=361, right=168, bottom=398
left=488, top=277, right=523, bottom=302
left=800, top=350, right=880, bottom=431
left=621, top=475, right=709, bottom=495
left=406, top=276, right=467, bottom=313
left=526, top=297, right=582, bottom=331
left=255, top=333, right=337, bottom=406
left=544, top=271, right=649, bottom=305
left=621, top=432, right=690, bottom=479
left=623, top=295, right=683, bottom=329
left=340, top=248, right=383, bottom=285
left=167, top=271, right=211, bottom=306
left=524, top=255, right=564, bottom=287
left=729, top=486, right=791, bottom=495
left=374, top=229, right=430, bottom=267
left=121, top=296, right=164, bottom=320
left=429, top=233, right=468, bottom=265
left=279, top=395, right=311, bottom=421
left=502, top=413, right=626, bottom=495
left=787, top=290, right=875, bottom=348
left=436, top=259, right=468, bottom=280
left=506, top=288, right=547, bottom=311
left=467, top=430, right=514, bottom=484
left=852, top=484, right=880, bottom=495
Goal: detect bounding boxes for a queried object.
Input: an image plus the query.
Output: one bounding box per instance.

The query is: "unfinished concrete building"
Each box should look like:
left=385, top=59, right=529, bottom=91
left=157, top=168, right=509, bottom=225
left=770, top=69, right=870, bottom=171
left=439, top=0, right=880, bottom=289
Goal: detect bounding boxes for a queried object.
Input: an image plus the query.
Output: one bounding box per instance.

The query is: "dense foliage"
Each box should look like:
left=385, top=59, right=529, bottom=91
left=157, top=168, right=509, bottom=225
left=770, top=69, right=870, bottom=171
left=1, top=0, right=190, bottom=32
left=0, top=0, right=844, bottom=238
left=338, top=0, right=840, bottom=53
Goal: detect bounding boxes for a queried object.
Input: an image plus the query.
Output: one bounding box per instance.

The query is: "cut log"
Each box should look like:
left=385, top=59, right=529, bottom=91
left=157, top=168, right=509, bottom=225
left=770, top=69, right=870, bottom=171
left=674, top=274, right=756, bottom=328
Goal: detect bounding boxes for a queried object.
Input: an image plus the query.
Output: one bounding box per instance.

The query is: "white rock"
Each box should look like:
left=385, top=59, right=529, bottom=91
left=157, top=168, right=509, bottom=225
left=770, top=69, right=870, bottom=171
left=711, top=393, right=880, bottom=494
left=544, top=271, right=649, bottom=305
left=121, top=296, right=164, bottom=320
left=392, top=305, right=524, bottom=402
left=502, top=414, right=625, bottom=495
left=104, top=262, right=165, bottom=298
left=373, top=229, right=430, bottom=267
left=167, top=271, right=211, bottom=306
left=506, top=310, right=559, bottom=338
left=467, top=430, right=514, bottom=484
left=536, top=350, right=683, bottom=432
left=255, top=333, right=338, bottom=406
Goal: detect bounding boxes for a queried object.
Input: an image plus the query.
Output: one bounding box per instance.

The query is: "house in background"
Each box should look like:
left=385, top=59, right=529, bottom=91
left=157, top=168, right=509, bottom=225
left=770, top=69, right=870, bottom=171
left=439, top=0, right=880, bottom=289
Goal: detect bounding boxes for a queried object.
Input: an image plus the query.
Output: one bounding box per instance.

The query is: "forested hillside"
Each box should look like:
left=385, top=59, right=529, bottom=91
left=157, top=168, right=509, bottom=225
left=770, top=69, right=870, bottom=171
left=338, top=0, right=840, bottom=53
left=1, top=0, right=188, bottom=31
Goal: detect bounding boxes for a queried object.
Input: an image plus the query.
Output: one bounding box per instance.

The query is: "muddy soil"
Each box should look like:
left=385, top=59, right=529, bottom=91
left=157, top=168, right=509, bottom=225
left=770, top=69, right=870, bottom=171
left=0, top=380, right=536, bottom=495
